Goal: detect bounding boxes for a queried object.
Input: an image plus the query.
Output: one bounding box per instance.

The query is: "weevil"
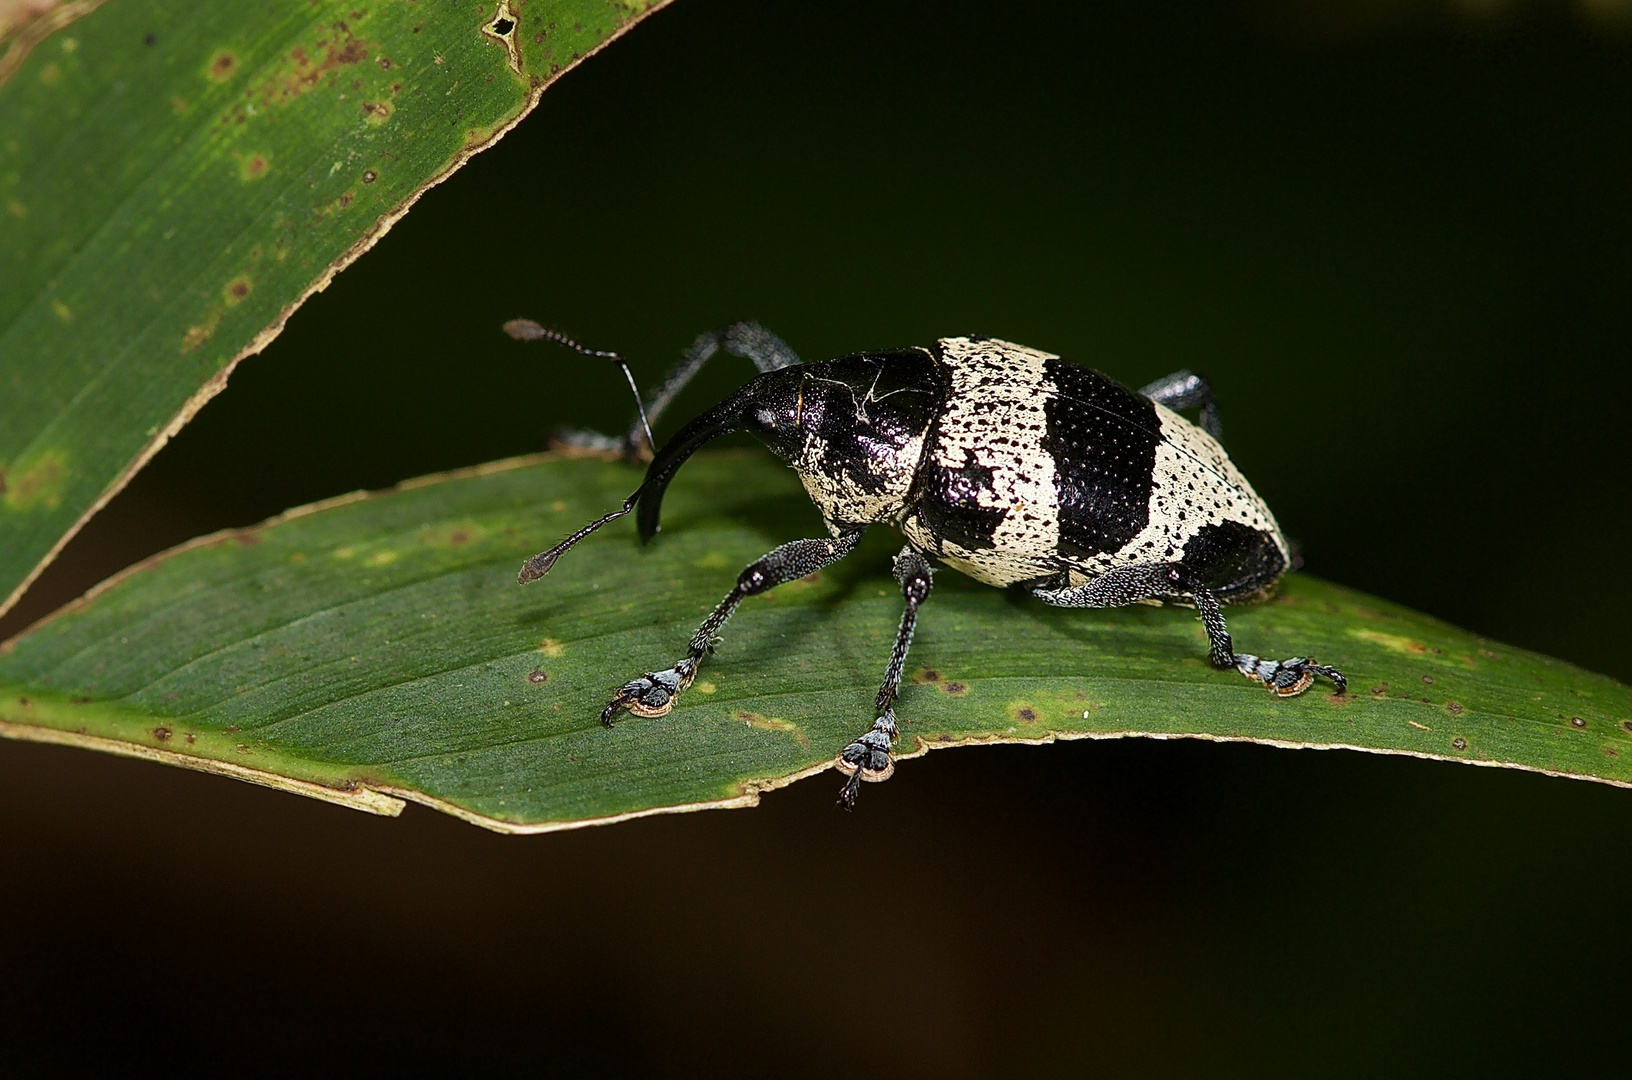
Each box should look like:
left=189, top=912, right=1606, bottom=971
left=507, top=320, right=1346, bottom=809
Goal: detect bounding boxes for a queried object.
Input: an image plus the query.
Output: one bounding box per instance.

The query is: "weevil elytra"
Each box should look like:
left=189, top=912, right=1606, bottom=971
left=507, top=320, right=1346, bottom=809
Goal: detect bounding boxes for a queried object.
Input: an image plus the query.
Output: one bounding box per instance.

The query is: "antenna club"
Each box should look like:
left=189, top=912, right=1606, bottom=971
left=503, top=318, right=548, bottom=341
left=517, top=549, right=560, bottom=584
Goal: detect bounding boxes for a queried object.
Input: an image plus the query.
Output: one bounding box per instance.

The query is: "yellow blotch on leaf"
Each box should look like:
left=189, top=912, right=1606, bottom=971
left=2, top=451, right=70, bottom=512
left=735, top=711, right=808, bottom=748
left=1350, top=629, right=1429, bottom=654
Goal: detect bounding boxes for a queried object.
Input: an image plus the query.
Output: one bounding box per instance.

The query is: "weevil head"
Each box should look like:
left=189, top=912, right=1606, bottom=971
left=636, top=349, right=944, bottom=539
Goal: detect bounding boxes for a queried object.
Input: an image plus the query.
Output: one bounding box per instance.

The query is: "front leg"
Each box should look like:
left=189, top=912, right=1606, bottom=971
left=836, top=546, right=935, bottom=810
left=603, top=528, right=864, bottom=724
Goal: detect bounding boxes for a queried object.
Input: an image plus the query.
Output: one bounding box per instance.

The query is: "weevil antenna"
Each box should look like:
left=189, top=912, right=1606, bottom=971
left=503, top=318, right=656, bottom=455
left=517, top=485, right=644, bottom=584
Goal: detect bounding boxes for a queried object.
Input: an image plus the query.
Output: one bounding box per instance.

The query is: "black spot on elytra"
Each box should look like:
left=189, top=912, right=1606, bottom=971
left=1179, top=521, right=1286, bottom=599
left=1042, top=359, right=1160, bottom=557
left=914, top=448, right=1005, bottom=550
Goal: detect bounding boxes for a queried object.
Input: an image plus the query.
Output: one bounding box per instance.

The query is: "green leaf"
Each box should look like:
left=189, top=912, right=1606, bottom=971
left=2, top=452, right=1628, bottom=831
left=0, top=0, right=671, bottom=618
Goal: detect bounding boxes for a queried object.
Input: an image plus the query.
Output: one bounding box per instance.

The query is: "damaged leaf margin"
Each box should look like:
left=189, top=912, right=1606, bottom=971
left=0, top=0, right=678, bottom=621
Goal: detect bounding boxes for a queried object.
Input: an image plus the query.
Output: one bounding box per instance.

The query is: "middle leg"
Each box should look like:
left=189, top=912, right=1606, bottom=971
left=836, top=546, right=935, bottom=810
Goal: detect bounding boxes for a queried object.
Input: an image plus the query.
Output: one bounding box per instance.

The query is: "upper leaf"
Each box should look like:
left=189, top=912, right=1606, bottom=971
left=1, top=452, right=1627, bottom=831
left=0, top=0, right=671, bottom=617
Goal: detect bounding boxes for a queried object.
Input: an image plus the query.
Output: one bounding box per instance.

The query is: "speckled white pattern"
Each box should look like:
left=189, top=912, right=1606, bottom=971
left=795, top=424, right=927, bottom=535
left=897, top=337, right=1063, bottom=586
left=899, top=339, right=1286, bottom=589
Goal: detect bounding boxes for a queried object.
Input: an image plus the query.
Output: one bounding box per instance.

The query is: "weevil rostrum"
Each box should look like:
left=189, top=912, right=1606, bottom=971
left=506, top=320, right=1346, bottom=810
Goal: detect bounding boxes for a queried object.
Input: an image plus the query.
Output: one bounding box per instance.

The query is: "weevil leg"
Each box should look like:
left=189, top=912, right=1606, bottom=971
left=1028, top=563, right=1178, bottom=609
left=603, top=527, right=864, bottom=724
left=1030, top=567, right=1345, bottom=697
left=1138, top=369, right=1222, bottom=440
left=1190, top=585, right=1347, bottom=696
left=837, top=547, right=935, bottom=811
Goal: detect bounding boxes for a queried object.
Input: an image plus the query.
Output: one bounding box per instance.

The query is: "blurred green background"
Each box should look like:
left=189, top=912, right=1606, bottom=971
left=3, top=0, right=1630, bottom=1074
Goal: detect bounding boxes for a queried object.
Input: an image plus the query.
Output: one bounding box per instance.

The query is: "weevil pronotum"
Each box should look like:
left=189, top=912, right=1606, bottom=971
left=506, top=320, right=1346, bottom=809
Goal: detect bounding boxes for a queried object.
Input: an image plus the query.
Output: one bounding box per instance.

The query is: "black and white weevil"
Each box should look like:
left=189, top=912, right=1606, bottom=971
left=507, top=320, right=1347, bottom=810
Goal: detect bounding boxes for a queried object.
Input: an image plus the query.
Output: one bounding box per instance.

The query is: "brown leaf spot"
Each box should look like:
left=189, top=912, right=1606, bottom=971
left=1570, top=716, right=1587, bottom=728
left=208, top=50, right=238, bottom=81
left=915, top=668, right=940, bottom=683
left=1622, top=720, right=1632, bottom=735
left=942, top=682, right=968, bottom=696
left=362, top=169, right=377, bottom=183
left=1011, top=704, right=1040, bottom=724
left=539, top=638, right=563, bottom=658
left=1421, top=675, right=1435, bottom=685
left=1451, top=737, right=1468, bottom=751
left=239, top=153, right=270, bottom=181
left=185, top=733, right=196, bottom=745
left=225, top=725, right=240, bottom=734
left=1446, top=701, right=1464, bottom=716
left=526, top=669, right=548, bottom=685
left=1370, top=683, right=1388, bottom=695
left=152, top=727, right=172, bottom=742
left=1603, top=746, right=1620, bottom=758
left=225, top=276, right=252, bottom=304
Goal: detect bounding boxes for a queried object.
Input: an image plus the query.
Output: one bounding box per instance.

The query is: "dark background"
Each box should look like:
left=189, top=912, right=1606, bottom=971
left=4, top=0, right=1630, bottom=1074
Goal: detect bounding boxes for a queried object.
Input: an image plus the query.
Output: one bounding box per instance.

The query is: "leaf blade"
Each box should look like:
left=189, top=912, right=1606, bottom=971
left=2, top=451, right=1628, bottom=831
left=0, top=0, right=673, bottom=617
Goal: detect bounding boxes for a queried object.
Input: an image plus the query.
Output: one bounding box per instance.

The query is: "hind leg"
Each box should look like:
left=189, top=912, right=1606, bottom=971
left=1029, top=565, right=1345, bottom=696
left=1139, top=369, right=1222, bottom=440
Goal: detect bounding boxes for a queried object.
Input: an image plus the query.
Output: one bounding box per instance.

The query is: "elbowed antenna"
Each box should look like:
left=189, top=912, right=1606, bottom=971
left=505, top=318, right=659, bottom=583
left=516, top=486, right=644, bottom=584
left=509, top=325, right=795, bottom=583
left=515, top=381, right=766, bottom=583
left=502, top=318, right=656, bottom=455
